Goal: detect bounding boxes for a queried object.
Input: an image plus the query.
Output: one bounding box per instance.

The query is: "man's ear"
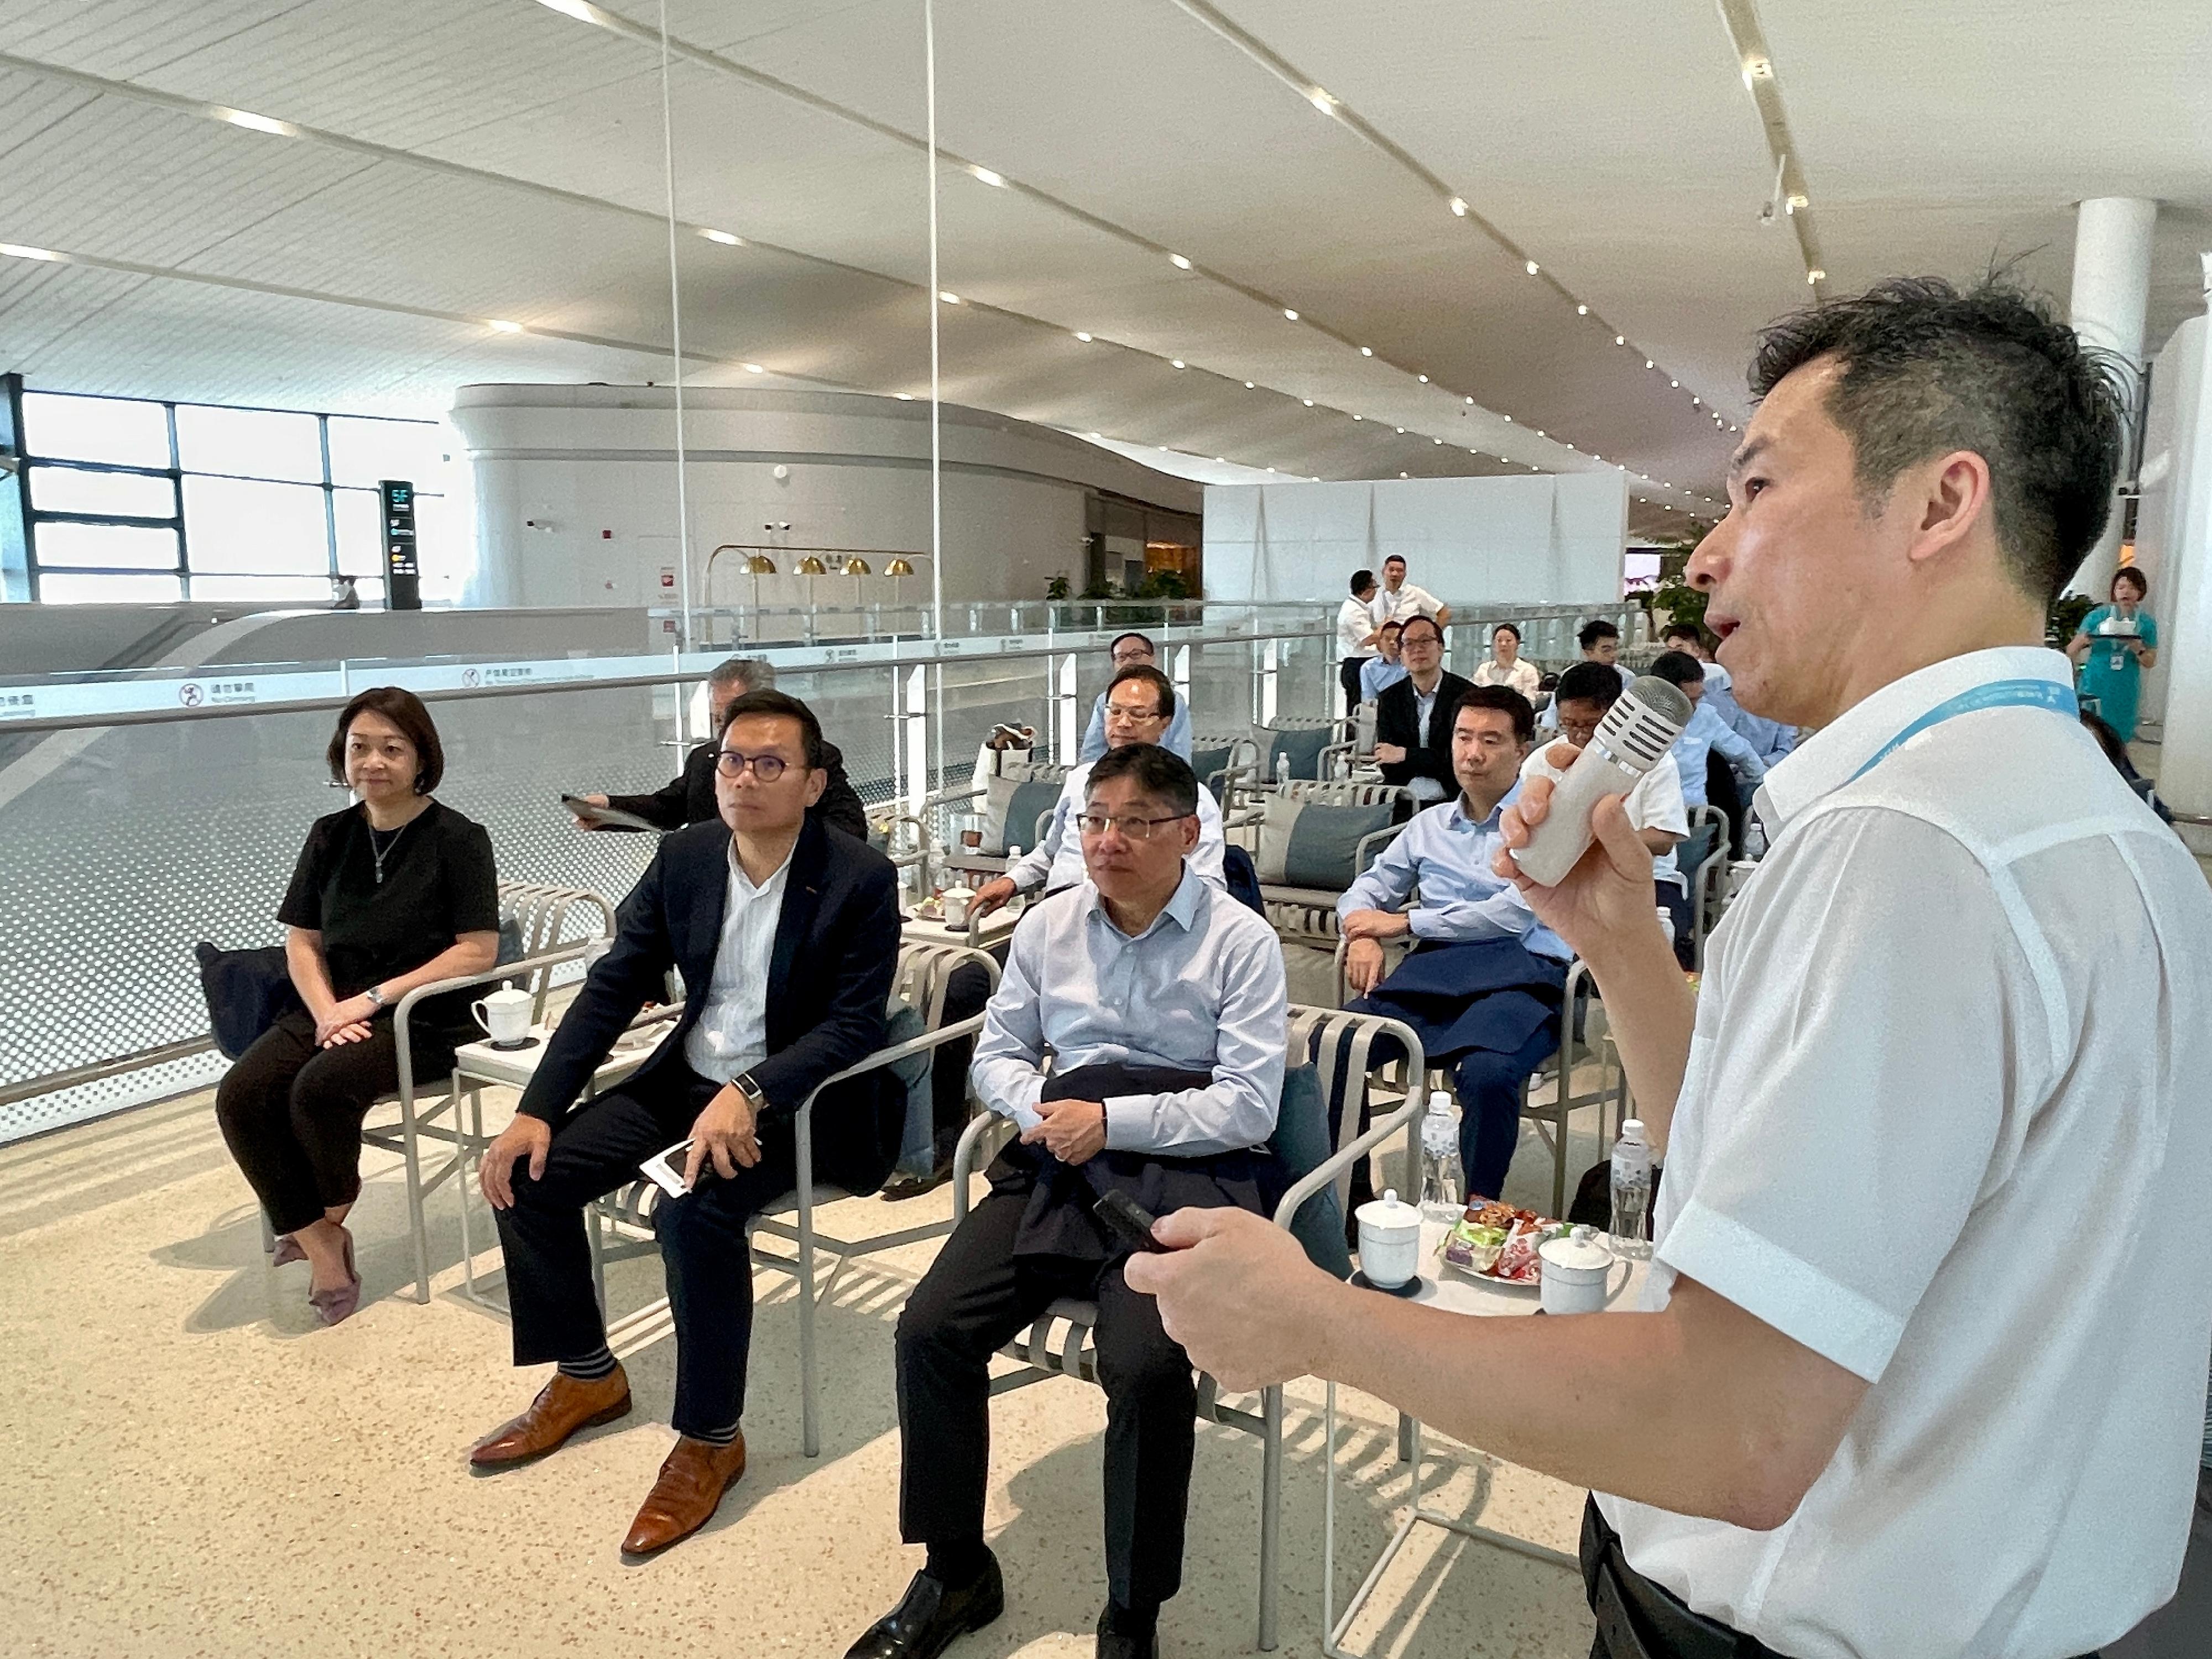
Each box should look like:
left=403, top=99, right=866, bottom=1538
left=802, top=766, right=828, bottom=807
left=1901, top=448, right=1995, bottom=571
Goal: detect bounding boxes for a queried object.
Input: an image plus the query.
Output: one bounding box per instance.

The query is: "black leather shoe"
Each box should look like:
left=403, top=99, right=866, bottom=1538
left=845, top=1556, right=1005, bottom=1659
left=1095, top=1603, right=1159, bottom=1659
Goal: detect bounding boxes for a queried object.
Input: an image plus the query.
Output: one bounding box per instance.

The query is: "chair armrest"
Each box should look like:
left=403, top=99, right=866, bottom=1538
left=390, top=942, right=597, bottom=1104
left=791, top=1014, right=989, bottom=1130
left=1319, top=739, right=1356, bottom=780
left=953, top=1109, right=1017, bottom=1219
left=1271, top=1097, right=1423, bottom=1231
left=1350, top=823, right=1402, bottom=875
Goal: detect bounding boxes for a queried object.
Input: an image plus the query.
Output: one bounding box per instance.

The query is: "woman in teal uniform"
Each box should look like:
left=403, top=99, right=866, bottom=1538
left=2068, top=566, right=2158, bottom=742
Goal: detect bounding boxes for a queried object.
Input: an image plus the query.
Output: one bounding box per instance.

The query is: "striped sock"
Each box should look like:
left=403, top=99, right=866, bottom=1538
left=688, top=1420, right=741, bottom=1447
left=557, top=1345, right=618, bottom=1383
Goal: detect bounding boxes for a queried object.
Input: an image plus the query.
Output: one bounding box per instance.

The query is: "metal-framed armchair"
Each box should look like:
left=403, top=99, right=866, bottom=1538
left=1244, top=780, right=1412, bottom=950
left=1683, top=803, right=1732, bottom=969
left=1253, top=716, right=1356, bottom=785
left=950, top=1005, right=1427, bottom=1651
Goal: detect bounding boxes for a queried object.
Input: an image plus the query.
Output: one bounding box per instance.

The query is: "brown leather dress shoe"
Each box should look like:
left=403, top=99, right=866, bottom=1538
left=469, top=1366, right=633, bottom=1468
left=621, top=1432, right=748, bottom=1555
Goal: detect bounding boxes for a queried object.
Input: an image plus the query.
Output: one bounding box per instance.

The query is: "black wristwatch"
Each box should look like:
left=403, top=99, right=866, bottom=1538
left=733, top=1071, right=765, bottom=1108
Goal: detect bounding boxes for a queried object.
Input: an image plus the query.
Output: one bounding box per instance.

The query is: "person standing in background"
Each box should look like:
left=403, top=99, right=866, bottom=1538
left=1336, top=570, right=1384, bottom=715
left=1369, top=555, right=1452, bottom=629
left=1473, top=621, right=1542, bottom=701
left=2067, top=566, right=2158, bottom=742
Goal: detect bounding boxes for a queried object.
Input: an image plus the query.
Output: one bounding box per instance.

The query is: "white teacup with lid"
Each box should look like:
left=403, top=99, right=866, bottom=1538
left=471, top=980, right=533, bottom=1048
left=941, top=882, right=977, bottom=928
left=1538, top=1224, right=1620, bottom=1315
left=1354, top=1187, right=1424, bottom=1289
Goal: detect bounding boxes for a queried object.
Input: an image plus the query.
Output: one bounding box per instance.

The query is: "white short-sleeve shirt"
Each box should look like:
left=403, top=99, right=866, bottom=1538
left=1370, top=582, right=1442, bottom=627
left=1598, top=646, right=2212, bottom=1659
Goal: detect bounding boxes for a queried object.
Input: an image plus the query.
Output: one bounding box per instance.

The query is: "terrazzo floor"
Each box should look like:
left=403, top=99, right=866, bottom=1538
left=0, top=1040, right=1619, bottom=1659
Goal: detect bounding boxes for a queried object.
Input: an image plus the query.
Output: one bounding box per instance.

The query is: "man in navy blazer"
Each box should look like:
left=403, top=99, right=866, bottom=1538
left=471, top=689, right=901, bottom=1556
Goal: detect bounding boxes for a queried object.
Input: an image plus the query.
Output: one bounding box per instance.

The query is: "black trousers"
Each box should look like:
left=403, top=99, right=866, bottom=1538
left=493, top=1066, right=797, bottom=1438
left=896, top=1180, right=1199, bottom=1610
left=216, top=1008, right=458, bottom=1236
left=1339, top=656, right=1366, bottom=716
left=924, top=963, right=997, bottom=1166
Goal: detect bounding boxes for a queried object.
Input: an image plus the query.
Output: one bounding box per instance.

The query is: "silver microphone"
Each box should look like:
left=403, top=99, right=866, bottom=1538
left=1514, top=675, right=1693, bottom=886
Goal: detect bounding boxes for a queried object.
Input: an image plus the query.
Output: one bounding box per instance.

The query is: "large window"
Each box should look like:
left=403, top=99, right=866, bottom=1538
left=7, top=383, right=463, bottom=606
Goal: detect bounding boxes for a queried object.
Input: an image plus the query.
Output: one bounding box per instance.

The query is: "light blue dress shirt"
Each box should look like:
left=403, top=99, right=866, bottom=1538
left=1359, top=657, right=1410, bottom=701
left=1078, top=690, right=1194, bottom=763
left=1671, top=701, right=1768, bottom=809
left=971, top=867, right=1288, bottom=1156
left=1700, top=663, right=1797, bottom=766
left=1337, top=786, right=1572, bottom=961
left=1006, top=758, right=1227, bottom=896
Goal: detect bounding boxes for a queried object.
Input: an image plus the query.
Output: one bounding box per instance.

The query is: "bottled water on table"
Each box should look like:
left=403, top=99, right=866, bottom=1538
left=1416, top=1090, right=1465, bottom=1223
left=1003, top=848, right=1023, bottom=913
left=1610, top=1118, right=1652, bottom=1258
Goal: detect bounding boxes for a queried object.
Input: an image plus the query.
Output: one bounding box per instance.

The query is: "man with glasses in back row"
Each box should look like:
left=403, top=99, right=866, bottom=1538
left=848, top=743, right=1288, bottom=1659
left=969, top=665, right=1225, bottom=920
left=1078, top=633, right=1193, bottom=763
left=470, top=690, right=904, bottom=1557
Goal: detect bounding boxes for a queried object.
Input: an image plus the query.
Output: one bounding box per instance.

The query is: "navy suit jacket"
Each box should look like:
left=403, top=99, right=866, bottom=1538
left=518, top=815, right=904, bottom=1194
left=1374, top=670, right=1473, bottom=794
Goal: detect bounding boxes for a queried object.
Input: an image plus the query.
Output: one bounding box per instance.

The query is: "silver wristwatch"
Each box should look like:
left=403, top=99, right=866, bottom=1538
left=363, top=985, right=388, bottom=1010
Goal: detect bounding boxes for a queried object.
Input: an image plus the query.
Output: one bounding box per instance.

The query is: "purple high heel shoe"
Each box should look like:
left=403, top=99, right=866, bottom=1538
left=308, top=1227, right=362, bottom=1326
left=271, top=1234, right=305, bottom=1267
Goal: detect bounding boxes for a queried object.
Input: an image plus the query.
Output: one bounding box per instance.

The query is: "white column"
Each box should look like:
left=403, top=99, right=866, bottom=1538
left=2065, top=197, right=2159, bottom=598
left=2155, top=254, right=2212, bottom=854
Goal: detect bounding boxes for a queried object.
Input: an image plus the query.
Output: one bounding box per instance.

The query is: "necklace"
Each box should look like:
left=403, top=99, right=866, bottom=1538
left=367, top=815, right=414, bottom=884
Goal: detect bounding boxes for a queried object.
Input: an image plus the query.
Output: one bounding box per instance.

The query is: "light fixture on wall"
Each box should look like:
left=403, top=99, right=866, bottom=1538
left=796, top=554, right=827, bottom=615
left=743, top=552, right=776, bottom=617
left=883, top=555, right=915, bottom=617
left=843, top=554, right=872, bottom=608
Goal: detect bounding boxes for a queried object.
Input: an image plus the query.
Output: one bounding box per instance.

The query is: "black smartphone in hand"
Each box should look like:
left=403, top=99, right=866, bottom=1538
left=1093, top=1190, right=1168, bottom=1254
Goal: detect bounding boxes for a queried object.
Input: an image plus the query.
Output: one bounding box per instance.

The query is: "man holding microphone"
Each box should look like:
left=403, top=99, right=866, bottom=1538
left=1126, top=278, right=2212, bottom=1658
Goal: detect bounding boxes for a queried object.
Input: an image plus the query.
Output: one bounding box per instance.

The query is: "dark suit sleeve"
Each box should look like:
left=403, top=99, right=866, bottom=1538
left=812, top=742, right=870, bottom=841
left=517, top=845, right=678, bottom=1125
left=748, top=857, right=900, bottom=1121
left=601, top=746, right=702, bottom=832
left=1374, top=686, right=1418, bottom=787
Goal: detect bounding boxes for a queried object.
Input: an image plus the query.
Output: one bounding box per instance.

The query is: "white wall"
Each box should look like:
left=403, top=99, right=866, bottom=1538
left=1201, top=472, right=1629, bottom=607
left=451, top=385, right=1201, bottom=611
left=2132, top=301, right=2212, bottom=845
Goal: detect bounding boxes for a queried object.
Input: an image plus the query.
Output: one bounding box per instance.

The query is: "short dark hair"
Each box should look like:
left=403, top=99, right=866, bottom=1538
left=328, top=687, right=444, bottom=794
left=1350, top=568, right=1375, bottom=596
left=1109, top=631, right=1156, bottom=658
left=1400, top=614, right=1443, bottom=644
left=708, top=656, right=773, bottom=692
left=1087, top=742, right=1198, bottom=818
left=1648, top=650, right=1705, bottom=688
left=1490, top=621, right=1521, bottom=643
left=1555, top=661, right=1625, bottom=711
left=1383, top=555, right=1407, bottom=570
left=1747, top=275, right=2126, bottom=606
left=1659, top=621, right=1703, bottom=647
left=2112, top=566, right=2148, bottom=599
left=1106, top=663, right=1176, bottom=720
left=718, top=687, right=826, bottom=769
left=1578, top=618, right=1620, bottom=650
left=1377, top=619, right=1405, bottom=641
left=1453, top=684, right=1535, bottom=744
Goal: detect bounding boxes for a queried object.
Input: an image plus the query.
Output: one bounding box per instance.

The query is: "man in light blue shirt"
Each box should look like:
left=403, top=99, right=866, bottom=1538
left=1649, top=650, right=1767, bottom=810
left=1078, top=631, right=1193, bottom=763
left=861, top=744, right=1286, bottom=1659
left=1662, top=621, right=1797, bottom=765
left=1359, top=619, right=1410, bottom=702
left=1338, top=684, right=1569, bottom=1201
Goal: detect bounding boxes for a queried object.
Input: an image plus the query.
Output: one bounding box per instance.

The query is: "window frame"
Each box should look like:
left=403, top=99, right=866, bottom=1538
left=4, top=375, right=447, bottom=604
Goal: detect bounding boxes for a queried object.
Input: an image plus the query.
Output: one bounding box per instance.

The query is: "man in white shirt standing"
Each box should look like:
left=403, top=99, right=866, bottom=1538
left=1129, top=276, right=2212, bottom=1659
left=1337, top=568, right=1385, bottom=714
left=971, top=666, right=1226, bottom=919
left=1369, top=554, right=1452, bottom=630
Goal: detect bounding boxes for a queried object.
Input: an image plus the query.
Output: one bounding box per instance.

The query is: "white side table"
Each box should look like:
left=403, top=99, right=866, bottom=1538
left=900, top=907, right=1023, bottom=953
left=1322, top=1220, right=1651, bottom=1657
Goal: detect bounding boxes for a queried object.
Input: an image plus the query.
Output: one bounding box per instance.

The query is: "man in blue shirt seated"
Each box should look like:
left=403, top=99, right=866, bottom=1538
left=1359, top=619, right=1410, bottom=702
left=1338, top=684, right=1571, bottom=1203
left=1648, top=649, right=1768, bottom=811
left=1077, top=632, right=1193, bottom=763
left=1661, top=620, right=1796, bottom=765
left=850, top=744, right=1287, bottom=1659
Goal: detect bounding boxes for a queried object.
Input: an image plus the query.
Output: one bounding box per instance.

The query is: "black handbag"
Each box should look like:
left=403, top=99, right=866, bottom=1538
left=194, top=942, right=304, bottom=1060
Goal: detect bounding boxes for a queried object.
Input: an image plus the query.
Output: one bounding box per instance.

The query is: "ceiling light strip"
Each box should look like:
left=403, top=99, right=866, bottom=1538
left=1713, top=0, right=1828, bottom=291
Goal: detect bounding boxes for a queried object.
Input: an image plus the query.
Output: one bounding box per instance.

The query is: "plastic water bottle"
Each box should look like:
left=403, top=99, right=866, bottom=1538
left=1003, top=847, right=1024, bottom=914
left=1610, top=1119, right=1652, bottom=1258
left=1744, top=817, right=1767, bottom=860
left=1275, top=751, right=1291, bottom=786
left=1654, top=905, right=1674, bottom=947
left=1416, top=1090, right=1465, bottom=1223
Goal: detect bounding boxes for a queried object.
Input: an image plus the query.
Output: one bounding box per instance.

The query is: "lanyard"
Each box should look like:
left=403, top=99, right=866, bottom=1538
left=1848, top=678, right=2079, bottom=784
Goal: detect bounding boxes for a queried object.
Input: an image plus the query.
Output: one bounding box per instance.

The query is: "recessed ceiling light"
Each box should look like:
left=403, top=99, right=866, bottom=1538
left=1417, top=374, right=1429, bottom=383
left=1787, top=192, right=1808, bottom=210
left=700, top=228, right=741, bottom=246
left=1524, top=259, right=1540, bottom=276
left=1464, top=396, right=1474, bottom=405
left=1307, top=87, right=1335, bottom=111
left=1089, top=431, right=1102, bottom=439
left=1171, top=359, right=1186, bottom=369
left=1395, top=427, right=1405, bottom=434
left=1215, top=456, right=1226, bottom=463
left=1503, top=415, right=1512, bottom=423
left=1073, top=330, right=1093, bottom=342
left=1448, top=197, right=1469, bottom=217
left=1744, top=56, right=1773, bottom=81
left=1244, top=381, right=1255, bottom=388
left=940, top=291, right=962, bottom=305
left=1400, top=472, right=1410, bottom=479
left=536, top=0, right=598, bottom=19
left=1469, top=448, right=1480, bottom=455
left=896, top=393, right=915, bottom=400
left=1615, top=335, right=1626, bottom=346
left=1433, top=437, right=1443, bottom=445
left=1283, top=307, right=1299, bottom=321
left=0, top=242, right=59, bottom=261
left=970, top=166, right=1006, bottom=187
left=1266, top=466, right=1277, bottom=472
left=486, top=319, right=524, bottom=334
left=742, top=362, right=764, bottom=373
left=1692, top=397, right=1701, bottom=406
left=1302, top=399, right=1314, bottom=406
left=216, top=107, right=297, bottom=136
left=1807, top=268, right=1826, bottom=284
left=1670, top=379, right=1679, bottom=388
left=1576, top=304, right=1588, bottom=316
left=1645, top=360, right=1656, bottom=370
left=1168, top=252, right=1192, bottom=270
left=1536, top=429, right=1546, bottom=437
left=1360, top=346, right=1373, bottom=357
left=1352, top=414, right=1363, bottom=421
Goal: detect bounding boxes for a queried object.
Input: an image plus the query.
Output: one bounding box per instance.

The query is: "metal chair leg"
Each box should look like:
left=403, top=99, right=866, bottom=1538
left=796, top=1111, right=821, bottom=1459
left=398, top=1088, right=432, bottom=1304
left=259, top=1212, right=276, bottom=1255
left=1259, top=1382, right=1284, bottom=1651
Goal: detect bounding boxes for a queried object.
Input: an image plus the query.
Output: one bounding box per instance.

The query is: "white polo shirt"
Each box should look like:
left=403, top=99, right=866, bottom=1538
left=1370, top=581, right=1442, bottom=627
left=1598, top=646, right=2212, bottom=1658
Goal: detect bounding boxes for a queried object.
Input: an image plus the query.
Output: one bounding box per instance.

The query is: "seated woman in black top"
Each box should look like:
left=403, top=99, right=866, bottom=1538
left=215, top=687, right=500, bottom=1325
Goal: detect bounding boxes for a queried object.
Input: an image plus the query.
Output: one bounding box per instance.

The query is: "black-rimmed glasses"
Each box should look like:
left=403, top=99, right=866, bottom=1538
left=714, top=750, right=792, bottom=781
left=1074, top=811, right=1193, bottom=840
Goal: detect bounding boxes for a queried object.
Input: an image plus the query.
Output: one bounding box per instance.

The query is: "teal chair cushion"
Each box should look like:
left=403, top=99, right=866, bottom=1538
left=1267, top=1063, right=1353, bottom=1279
left=1264, top=726, right=1333, bottom=782
left=1189, top=743, right=1237, bottom=803
left=1283, top=800, right=1394, bottom=890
